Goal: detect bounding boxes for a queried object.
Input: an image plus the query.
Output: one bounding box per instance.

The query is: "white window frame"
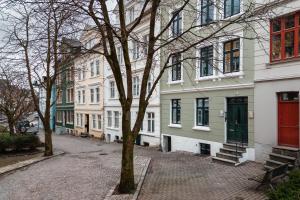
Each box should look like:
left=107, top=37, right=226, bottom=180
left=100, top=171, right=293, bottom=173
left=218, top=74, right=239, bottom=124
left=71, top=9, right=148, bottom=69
left=96, top=87, right=100, bottom=103
left=90, top=88, right=94, bottom=103
left=114, top=111, right=120, bottom=128
left=196, top=0, right=217, bottom=27
left=133, top=76, right=140, bottom=96
left=110, top=81, right=115, bottom=98
left=90, top=61, right=95, bottom=77
left=192, top=98, right=211, bottom=131
left=168, top=99, right=182, bottom=128
left=96, top=60, right=100, bottom=76
left=132, top=40, right=140, bottom=60
left=168, top=8, right=184, bottom=38
left=92, top=114, right=96, bottom=129
left=168, top=53, right=184, bottom=85
left=97, top=114, right=102, bottom=130
left=147, top=112, right=155, bottom=133
left=128, top=6, right=135, bottom=23
left=107, top=111, right=112, bottom=127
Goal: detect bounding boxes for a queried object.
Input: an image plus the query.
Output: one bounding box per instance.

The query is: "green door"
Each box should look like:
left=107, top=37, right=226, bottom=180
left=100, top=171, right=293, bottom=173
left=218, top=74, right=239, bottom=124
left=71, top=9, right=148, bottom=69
left=227, top=97, right=248, bottom=144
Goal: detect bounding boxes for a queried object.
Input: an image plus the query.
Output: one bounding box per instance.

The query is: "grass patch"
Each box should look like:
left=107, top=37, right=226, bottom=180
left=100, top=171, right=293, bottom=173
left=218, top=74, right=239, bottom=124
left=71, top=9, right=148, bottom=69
left=267, top=169, right=300, bottom=200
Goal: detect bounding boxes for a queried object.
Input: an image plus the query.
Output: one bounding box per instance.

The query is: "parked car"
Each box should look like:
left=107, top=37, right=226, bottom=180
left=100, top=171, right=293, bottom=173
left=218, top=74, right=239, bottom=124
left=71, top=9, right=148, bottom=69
left=16, top=120, right=31, bottom=133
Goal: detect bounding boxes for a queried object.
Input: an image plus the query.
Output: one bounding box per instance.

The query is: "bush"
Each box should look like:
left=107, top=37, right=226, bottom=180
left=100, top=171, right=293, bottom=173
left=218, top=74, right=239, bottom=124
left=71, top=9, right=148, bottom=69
left=0, top=133, right=41, bottom=153
left=267, top=169, right=300, bottom=200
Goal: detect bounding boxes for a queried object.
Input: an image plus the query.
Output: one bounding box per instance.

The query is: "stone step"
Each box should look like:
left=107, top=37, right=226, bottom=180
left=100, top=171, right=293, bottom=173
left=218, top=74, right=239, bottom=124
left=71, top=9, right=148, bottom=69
left=220, top=148, right=244, bottom=157
left=269, top=153, right=296, bottom=165
left=223, top=143, right=247, bottom=152
left=212, top=156, right=239, bottom=166
left=216, top=152, right=241, bottom=162
left=265, top=159, right=294, bottom=169
left=264, top=165, right=274, bottom=171
left=272, top=146, right=299, bottom=158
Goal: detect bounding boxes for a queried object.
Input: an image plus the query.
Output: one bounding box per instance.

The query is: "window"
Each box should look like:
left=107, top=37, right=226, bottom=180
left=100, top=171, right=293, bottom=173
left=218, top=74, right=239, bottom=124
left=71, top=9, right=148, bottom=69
left=223, top=39, right=240, bottom=73
left=114, top=111, right=119, bottom=128
left=199, top=46, right=213, bottom=77
left=80, top=113, right=83, bottom=127
left=96, top=88, right=100, bottom=103
left=92, top=114, right=96, bottom=129
left=128, top=7, right=135, bottom=23
left=171, top=99, right=181, bottom=124
left=90, top=61, right=94, bottom=77
left=82, top=66, right=86, bottom=79
left=200, top=0, right=214, bottom=25
left=136, top=112, right=144, bottom=131
left=76, top=113, right=79, bottom=126
left=96, top=60, right=100, bottom=75
left=147, top=112, right=155, bottom=132
left=271, top=13, right=300, bottom=62
left=133, top=76, right=140, bottom=96
left=147, top=77, right=152, bottom=95
left=97, top=115, right=101, bottom=129
left=107, top=111, right=112, bottom=127
left=142, top=35, right=149, bottom=57
left=171, top=10, right=182, bottom=37
left=66, top=111, right=74, bottom=124
left=117, top=47, right=123, bottom=64
left=67, top=88, right=74, bottom=103
left=77, top=91, right=81, bottom=103
left=171, top=53, right=182, bottom=81
left=133, top=40, right=140, bottom=60
left=110, top=81, right=115, bottom=98
left=224, top=0, right=240, bottom=18
left=90, top=88, right=94, bottom=103
left=196, top=98, right=209, bottom=126
left=82, top=90, right=85, bottom=104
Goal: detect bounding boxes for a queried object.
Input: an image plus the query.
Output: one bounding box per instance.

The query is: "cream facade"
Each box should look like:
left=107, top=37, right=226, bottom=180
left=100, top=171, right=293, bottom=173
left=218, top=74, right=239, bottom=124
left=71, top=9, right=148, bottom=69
left=74, top=29, right=105, bottom=138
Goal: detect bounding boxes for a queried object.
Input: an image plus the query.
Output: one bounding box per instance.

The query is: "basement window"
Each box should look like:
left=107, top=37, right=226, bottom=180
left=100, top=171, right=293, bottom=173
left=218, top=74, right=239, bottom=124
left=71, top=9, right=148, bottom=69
left=200, top=143, right=211, bottom=155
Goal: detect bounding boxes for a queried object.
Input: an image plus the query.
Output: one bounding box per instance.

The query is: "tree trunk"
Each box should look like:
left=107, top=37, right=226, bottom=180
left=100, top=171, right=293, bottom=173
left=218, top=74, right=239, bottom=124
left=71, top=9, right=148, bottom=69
left=119, top=108, right=135, bottom=193
left=44, top=125, right=53, bottom=156
left=8, top=119, right=15, bottom=135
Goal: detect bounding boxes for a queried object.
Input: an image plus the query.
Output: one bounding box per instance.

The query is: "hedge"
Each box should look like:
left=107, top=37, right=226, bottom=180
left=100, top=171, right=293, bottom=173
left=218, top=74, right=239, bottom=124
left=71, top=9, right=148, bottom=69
left=267, top=169, right=300, bottom=200
left=0, top=133, right=41, bottom=152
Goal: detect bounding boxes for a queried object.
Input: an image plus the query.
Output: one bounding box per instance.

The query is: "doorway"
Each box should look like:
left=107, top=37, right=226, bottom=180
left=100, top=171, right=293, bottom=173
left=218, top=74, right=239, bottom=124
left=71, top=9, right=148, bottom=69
left=226, top=97, right=248, bottom=144
left=163, top=135, right=172, bottom=152
left=85, top=114, right=89, bottom=133
left=278, top=92, right=299, bottom=148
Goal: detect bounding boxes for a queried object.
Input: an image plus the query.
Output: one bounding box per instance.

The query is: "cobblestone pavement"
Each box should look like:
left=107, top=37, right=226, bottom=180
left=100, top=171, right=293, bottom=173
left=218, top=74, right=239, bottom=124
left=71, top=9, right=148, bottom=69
left=137, top=150, right=267, bottom=200
left=0, top=134, right=267, bottom=200
left=0, top=134, right=123, bottom=200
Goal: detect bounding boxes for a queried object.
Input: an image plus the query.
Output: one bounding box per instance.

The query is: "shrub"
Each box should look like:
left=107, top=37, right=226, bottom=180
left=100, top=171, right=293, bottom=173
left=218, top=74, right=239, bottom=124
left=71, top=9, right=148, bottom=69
left=0, top=133, right=41, bottom=152
left=267, top=169, right=300, bottom=200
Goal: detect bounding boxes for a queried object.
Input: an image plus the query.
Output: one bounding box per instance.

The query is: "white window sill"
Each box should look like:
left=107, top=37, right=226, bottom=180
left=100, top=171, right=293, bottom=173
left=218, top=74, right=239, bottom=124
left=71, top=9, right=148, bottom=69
left=77, top=103, right=86, bottom=105
left=192, top=126, right=211, bottom=132
left=76, top=125, right=83, bottom=128
left=167, top=80, right=184, bottom=85
left=219, top=71, right=244, bottom=79
left=195, top=75, right=217, bottom=82
left=89, top=103, right=100, bottom=105
left=168, top=124, right=182, bottom=128
left=91, top=128, right=102, bottom=131
left=109, top=97, right=118, bottom=100
left=106, top=127, right=119, bottom=131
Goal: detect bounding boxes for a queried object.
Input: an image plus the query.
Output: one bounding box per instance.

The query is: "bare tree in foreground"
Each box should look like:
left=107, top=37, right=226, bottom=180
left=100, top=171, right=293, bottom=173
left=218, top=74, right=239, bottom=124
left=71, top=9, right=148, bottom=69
left=1, top=0, right=80, bottom=156
left=73, top=0, right=278, bottom=193
left=0, top=65, right=33, bottom=134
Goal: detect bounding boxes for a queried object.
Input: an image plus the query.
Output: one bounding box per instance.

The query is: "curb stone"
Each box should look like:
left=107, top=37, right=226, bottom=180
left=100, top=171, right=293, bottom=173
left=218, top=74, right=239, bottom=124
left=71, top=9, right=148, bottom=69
left=0, top=151, right=65, bottom=176
left=104, top=156, right=151, bottom=200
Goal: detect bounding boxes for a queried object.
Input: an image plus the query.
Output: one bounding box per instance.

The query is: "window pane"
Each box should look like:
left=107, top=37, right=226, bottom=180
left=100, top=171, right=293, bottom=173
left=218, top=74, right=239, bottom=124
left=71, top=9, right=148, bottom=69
left=224, top=53, right=231, bottom=73
left=285, top=31, right=294, bottom=58
left=233, top=0, right=240, bottom=15
left=197, top=109, right=203, bottom=125
left=224, top=0, right=231, bottom=17
left=272, top=34, right=281, bottom=60
left=232, top=50, right=240, bottom=71
left=285, top=15, right=295, bottom=29
left=272, top=19, right=281, bottom=32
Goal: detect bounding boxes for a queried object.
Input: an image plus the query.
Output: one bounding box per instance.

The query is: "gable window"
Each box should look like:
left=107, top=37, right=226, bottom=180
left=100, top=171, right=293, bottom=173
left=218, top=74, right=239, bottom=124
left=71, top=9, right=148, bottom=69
left=90, top=61, right=94, bottom=77
left=171, top=53, right=182, bottom=81
left=223, top=39, right=240, bottom=73
left=224, top=0, right=240, bottom=18
left=133, top=76, right=140, bottom=96
left=171, top=99, right=181, bottom=124
left=271, top=13, right=300, bottom=62
left=96, top=60, right=100, bottom=75
left=196, top=98, right=209, bottom=126
left=171, top=10, right=182, bottom=37
left=201, top=0, right=214, bottom=25
left=90, top=88, right=94, bottom=103
left=147, top=112, right=155, bottom=133
left=97, top=115, right=101, bottom=129
left=114, top=111, right=119, bottom=128
left=110, top=81, right=115, bottom=98
left=199, top=46, right=213, bottom=77
left=107, top=111, right=112, bottom=127
left=133, top=40, right=140, bottom=60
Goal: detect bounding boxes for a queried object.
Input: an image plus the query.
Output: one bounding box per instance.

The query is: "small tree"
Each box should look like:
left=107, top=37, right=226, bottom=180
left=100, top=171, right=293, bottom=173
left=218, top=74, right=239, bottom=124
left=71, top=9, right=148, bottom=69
left=0, top=65, right=33, bottom=134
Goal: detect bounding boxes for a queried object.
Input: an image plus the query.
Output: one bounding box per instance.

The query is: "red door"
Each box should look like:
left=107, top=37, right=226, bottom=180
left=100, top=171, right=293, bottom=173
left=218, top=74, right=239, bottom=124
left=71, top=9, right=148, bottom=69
left=278, top=92, right=299, bottom=148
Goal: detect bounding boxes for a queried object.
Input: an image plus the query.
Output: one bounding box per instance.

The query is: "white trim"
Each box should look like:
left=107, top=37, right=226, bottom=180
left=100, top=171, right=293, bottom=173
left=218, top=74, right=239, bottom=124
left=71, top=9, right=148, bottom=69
left=192, top=126, right=211, bottom=131
left=168, top=124, right=182, bottom=128
left=168, top=53, right=184, bottom=84
left=168, top=6, right=184, bottom=39
left=161, top=83, right=254, bottom=94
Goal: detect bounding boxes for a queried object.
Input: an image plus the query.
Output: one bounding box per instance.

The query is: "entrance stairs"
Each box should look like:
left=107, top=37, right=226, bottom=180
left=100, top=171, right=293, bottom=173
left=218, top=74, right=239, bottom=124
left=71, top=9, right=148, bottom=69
left=264, top=146, right=300, bottom=171
left=212, top=143, right=248, bottom=166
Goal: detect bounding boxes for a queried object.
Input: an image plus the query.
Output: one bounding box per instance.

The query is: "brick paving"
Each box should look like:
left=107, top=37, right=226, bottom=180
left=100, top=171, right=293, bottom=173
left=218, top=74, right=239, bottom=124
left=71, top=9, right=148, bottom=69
left=137, top=151, right=267, bottom=200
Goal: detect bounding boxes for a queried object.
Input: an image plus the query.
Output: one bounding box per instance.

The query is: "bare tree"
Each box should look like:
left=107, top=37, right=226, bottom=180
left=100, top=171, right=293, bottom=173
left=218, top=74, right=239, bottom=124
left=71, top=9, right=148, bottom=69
left=0, top=65, right=33, bottom=134
left=71, top=0, right=278, bottom=193
left=1, top=0, right=81, bottom=156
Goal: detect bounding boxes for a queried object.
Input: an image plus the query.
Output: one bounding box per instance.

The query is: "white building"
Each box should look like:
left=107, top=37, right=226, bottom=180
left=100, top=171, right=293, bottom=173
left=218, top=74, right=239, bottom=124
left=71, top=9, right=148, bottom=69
left=254, top=0, right=300, bottom=162
left=103, top=1, right=161, bottom=146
